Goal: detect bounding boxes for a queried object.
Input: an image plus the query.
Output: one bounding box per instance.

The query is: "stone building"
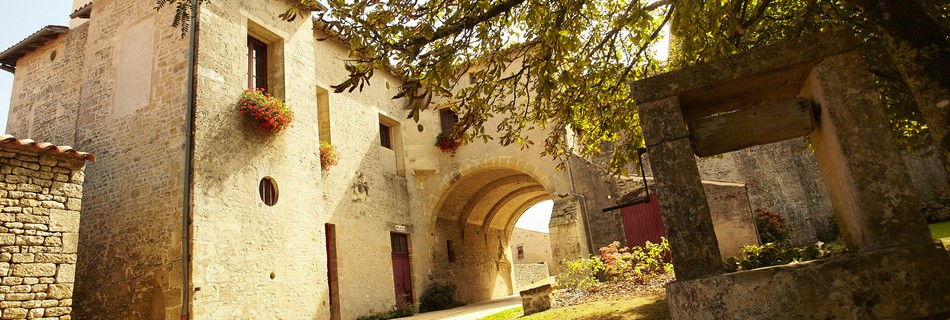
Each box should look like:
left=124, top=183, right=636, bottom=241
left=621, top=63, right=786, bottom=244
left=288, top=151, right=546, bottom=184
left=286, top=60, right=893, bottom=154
left=0, top=1, right=945, bottom=320
left=0, top=1, right=598, bottom=319
left=0, top=135, right=94, bottom=319
left=508, top=226, right=554, bottom=287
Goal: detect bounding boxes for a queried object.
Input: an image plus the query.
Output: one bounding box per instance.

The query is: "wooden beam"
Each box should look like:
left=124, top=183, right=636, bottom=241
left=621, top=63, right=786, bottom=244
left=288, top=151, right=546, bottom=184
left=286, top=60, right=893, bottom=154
left=689, top=97, right=815, bottom=157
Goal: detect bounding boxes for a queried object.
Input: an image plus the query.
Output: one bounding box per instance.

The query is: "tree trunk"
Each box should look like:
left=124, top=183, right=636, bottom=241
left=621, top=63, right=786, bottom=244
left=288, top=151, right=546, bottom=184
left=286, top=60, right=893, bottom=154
left=857, top=0, right=950, bottom=189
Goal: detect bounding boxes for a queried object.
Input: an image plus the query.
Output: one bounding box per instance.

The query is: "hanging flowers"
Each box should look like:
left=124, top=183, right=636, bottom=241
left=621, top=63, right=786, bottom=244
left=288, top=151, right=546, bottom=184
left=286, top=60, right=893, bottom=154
left=238, top=89, right=294, bottom=134
left=320, top=140, right=339, bottom=171
left=435, top=130, right=462, bottom=155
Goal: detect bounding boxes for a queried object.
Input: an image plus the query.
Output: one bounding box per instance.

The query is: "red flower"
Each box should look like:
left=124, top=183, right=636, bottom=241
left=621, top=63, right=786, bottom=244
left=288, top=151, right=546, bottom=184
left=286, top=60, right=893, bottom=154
left=239, top=89, right=293, bottom=134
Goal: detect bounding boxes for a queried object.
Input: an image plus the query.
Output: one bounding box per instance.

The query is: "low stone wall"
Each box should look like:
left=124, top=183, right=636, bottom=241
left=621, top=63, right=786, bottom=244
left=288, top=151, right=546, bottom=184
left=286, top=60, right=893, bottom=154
left=0, top=146, right=86, bottom=319
left=514, top=262, right=549, bottom=288
left=519, top=283, right=552, bottom=316
left=667, top=243, right=950, bottom=319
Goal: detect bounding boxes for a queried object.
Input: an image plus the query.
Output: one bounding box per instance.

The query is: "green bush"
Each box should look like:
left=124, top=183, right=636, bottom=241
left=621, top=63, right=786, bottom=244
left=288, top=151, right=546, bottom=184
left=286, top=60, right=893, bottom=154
left=558, top=255, right=605, bottom=290
left=356, top=303, right=415, bottom=320
left=356, top=296, right=415, bottom=320
left=723, top=241, right=847, bottom=272
left=922, top=190, right=950, bottom=223
left=558, top=238, right=673, bottom=290
left=755, top=208, right=792, bottom=244
left=418, top=282, right=464, bottom=313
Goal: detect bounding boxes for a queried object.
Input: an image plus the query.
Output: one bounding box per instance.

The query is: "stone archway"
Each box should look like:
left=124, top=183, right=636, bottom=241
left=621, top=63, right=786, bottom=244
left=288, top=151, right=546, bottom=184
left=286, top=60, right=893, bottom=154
left=426, top=167, right=553, bottom=303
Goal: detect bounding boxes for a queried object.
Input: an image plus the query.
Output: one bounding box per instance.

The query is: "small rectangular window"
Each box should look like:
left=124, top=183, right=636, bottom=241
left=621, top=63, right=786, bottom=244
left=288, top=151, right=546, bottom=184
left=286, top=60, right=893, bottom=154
left=380, top=123, right=392, bottom=149
left=247, top=35, right=268, bottom=91
left=517, top=245, right=524, bottom=260
left=446, top=240, right=456, bottom=263
left=439, top=109, right=459, bottom=133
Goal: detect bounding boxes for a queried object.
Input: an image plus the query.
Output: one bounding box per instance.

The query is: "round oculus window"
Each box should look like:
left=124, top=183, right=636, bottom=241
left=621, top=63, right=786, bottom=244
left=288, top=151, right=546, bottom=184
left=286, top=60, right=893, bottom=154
left=259, top=177, right=278, bottom=206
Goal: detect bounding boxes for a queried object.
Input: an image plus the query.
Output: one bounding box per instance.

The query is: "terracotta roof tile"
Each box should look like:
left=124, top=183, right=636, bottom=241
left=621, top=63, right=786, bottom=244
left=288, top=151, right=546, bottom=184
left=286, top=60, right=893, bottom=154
left=0, top=134, right=95, bottom=162
left=70, top=2, right=93, bottom=19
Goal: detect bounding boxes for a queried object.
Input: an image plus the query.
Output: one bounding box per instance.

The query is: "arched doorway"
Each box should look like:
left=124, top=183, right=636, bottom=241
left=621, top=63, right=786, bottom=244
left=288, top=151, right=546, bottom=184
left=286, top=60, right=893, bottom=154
left=428, top=167, right=551, bottom=303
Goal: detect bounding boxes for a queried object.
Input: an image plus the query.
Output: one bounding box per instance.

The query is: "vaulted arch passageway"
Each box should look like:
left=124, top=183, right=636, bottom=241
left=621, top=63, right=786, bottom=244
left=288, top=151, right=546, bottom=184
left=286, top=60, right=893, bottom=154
left=428, top=167, right=552, bottom=302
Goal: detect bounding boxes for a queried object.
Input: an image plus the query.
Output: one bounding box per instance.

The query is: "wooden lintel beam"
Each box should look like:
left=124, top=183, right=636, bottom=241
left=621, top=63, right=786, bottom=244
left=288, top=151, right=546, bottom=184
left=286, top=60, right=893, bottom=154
left=689, top=97, right=815, bottom=157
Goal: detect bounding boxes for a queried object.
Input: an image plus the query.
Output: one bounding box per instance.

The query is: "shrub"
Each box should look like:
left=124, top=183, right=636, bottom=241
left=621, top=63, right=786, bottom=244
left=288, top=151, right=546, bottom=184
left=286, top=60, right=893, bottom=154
left=238, top=89, right=294, bottom=134
left=558, top=255, right=605, bottom=290
left=320, top=141, right=339, bottom=171
left=723, top=241, right=847, bottom=272
left=418, top=282, right=464, bottom=313
left=921, top=190, right=950, bottom=223
left=558, top=238, right=673, bottom=290
left=356, top=299, right=415, bottom=320
left=755, top=208, right=792, bottom=244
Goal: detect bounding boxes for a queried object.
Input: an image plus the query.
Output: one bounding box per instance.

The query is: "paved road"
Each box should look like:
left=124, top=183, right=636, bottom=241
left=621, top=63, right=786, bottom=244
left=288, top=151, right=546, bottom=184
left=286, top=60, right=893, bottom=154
left=404, top=295, right=522, bottom=320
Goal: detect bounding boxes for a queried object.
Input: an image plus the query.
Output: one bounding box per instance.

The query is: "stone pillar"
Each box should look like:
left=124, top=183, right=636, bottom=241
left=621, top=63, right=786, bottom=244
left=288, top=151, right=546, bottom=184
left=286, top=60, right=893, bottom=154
left=548, top=198, right=588, bottom=273
left=802, top=51, right=932, bottom=252
left=637, top=96, right=722, bottom=280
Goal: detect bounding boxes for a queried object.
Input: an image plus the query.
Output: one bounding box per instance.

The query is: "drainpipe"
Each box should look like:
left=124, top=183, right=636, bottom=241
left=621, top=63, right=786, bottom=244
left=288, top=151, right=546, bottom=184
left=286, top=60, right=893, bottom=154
left=563, top=132, right=595, bottom=255
left=181, top=0, right=198, bottom=319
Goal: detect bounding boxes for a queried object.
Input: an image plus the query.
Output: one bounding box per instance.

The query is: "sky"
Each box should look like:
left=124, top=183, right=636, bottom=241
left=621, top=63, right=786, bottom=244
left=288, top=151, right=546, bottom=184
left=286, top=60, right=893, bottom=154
left=0, top=1, right=74, bottom=134
left=515, top=200, right=552, bottom=233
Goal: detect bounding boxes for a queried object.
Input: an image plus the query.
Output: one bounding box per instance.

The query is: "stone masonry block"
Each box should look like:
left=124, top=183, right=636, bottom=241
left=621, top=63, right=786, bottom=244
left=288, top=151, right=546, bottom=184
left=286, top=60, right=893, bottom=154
left=48, top=210, right=79, bottom=233
left=47, top=284, right=72, bottom=300
left=804, top=52, right=931, bottom=251
left=45, top=307, right=71, bottom=317
left=55, top=264, right=75, bottom=283
left=4, top=293, right=34, bottom=301
left=35, top=254, right=75, bottom=264
left=60, top=234, right=78, bottom=254
left=1, top=307, right=28, bottom=319
left=648, top=138, right=722, bottom=280
left=14, top=236, right=44, bottom=246
left=11, top=253, right=34, bottom=263
left=27, top=308, right=43, bottom=319
left=636, top=96, right=688, bottom=147
left=0, top=234, right=15, bottom=245
left=11, top=263, right=57, bottom=277
left=42, top=237, right=62, bottom=247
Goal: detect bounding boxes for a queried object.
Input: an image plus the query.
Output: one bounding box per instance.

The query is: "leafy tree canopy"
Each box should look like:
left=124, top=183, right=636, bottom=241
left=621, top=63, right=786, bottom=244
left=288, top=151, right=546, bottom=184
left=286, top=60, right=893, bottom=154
left=161, top=0, right=950, bottom=175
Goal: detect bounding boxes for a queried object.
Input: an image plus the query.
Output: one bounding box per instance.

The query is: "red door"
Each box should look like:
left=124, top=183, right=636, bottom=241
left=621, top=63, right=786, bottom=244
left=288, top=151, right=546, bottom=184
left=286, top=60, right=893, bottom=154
left=391, top=233, right=413, bottom=304
left=620, top=195, right=667, bottom=248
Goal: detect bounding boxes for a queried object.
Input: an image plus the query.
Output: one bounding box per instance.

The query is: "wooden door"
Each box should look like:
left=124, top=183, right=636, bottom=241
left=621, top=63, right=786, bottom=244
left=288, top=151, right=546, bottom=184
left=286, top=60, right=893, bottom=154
left=325, top=224, right=340, bottom=320
left=620, top=195, right=667, bottom=248
left=391, top=233, right=413, bottom=304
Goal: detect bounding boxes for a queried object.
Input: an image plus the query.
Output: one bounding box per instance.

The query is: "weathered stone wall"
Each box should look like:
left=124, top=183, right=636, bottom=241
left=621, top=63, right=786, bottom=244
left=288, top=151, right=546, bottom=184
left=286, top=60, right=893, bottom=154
left=696, top=139, right=837, bottom=245
left=191, top=0, right=334, bottom=318
left=549, top=198, right=588, bottom=272
left=5, top=1, right=191, bottom=319
left=6, top=25, right=86, bottom=146
left=566, top=156, right=624, bottom=252
left=518, top=283, right=552, bottom=316
left=667, top=243, right=950, bottom=319
left=902, top=150, right=948, bottom=195
left=429, top=219, right=514, bottom=303
left=0, top=145, right=88, bottom=319
left=512, top=263, right=549, bottom=289
left=509, top=227, right=553, bottom=274
left=606, top=178, right=758, bottom=259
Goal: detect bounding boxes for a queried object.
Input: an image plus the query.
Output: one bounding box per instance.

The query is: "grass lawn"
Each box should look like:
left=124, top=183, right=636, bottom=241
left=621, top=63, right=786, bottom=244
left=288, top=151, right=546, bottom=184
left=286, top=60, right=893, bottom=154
left=477, top=306, right=523, bottom=320
left=930, top=221, right=950, bottom=239
left=477, top=295, right=670, bottom=320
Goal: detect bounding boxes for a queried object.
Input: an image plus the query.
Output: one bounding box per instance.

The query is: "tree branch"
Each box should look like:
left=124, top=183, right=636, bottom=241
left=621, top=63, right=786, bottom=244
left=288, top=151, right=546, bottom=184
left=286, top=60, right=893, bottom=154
left=404, top=0, right=527, bottom=47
